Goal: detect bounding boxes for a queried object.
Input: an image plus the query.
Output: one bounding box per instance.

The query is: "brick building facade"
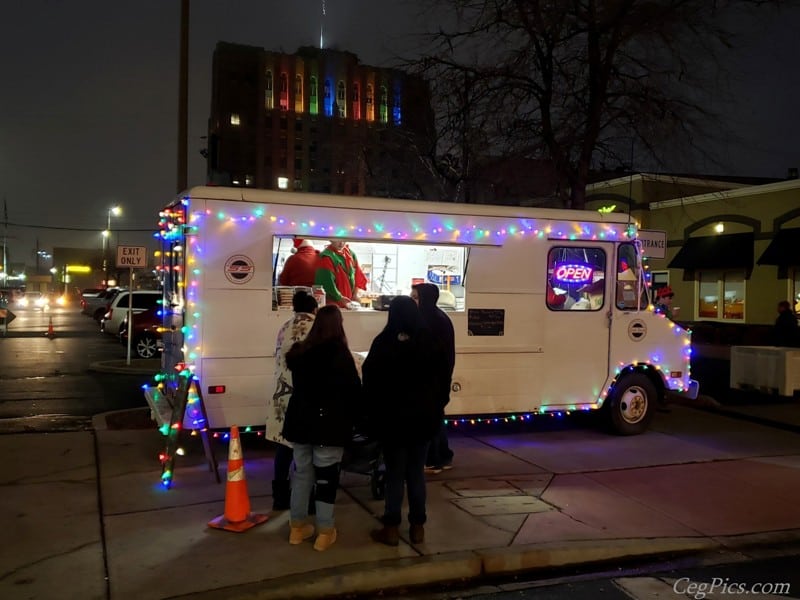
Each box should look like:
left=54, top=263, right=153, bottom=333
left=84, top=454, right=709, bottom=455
left=207, top=42, right=436, bottom=200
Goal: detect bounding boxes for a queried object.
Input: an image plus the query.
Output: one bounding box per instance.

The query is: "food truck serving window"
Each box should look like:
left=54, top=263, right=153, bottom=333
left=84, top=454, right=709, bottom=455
left=546, top=246, right=607, bottom=311
left=272, top=237, right=467, bottom=312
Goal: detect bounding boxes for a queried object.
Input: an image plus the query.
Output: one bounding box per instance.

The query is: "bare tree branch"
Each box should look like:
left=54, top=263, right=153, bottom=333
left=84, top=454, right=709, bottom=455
left=401, top=0, right=798, bottom=208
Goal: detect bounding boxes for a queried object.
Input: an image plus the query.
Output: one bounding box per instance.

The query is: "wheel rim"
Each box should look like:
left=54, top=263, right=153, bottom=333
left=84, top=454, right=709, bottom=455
left=618, top=385, right=648, bottom=424
left=136, top=337, right=157, bottom=359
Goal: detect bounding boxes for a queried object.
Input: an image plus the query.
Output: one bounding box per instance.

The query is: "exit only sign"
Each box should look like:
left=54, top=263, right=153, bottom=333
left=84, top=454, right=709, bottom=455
left=116, top=245, right=148, bottom=269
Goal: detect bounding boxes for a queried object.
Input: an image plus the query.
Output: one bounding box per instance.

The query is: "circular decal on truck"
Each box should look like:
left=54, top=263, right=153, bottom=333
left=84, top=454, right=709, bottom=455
left=627, top=319, right=647, bottom=342
left=224, top=255, right=255, bottom=284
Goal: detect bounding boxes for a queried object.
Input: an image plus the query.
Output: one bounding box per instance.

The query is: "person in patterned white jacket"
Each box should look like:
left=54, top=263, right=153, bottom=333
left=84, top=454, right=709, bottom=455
left=267, top=290, right=318, bottom=510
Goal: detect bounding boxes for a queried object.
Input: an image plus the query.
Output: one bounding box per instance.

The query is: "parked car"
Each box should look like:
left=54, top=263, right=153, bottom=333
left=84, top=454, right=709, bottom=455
left=82, top=288, right=123, bottom=321
left=101, top=290, right=162, bottom=336
left=119, top=306, right=162, bottom=359
left=16, top=291, right=49, bottom=310
left=80, top=287, right=105, bottom=298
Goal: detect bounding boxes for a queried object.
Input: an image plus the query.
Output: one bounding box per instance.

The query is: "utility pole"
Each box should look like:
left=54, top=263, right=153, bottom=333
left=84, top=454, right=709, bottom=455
left=2, top=198, right=7, bottom=283
left=177, top=0, right=189, bottom=193
left=320, top=0, right=326, bottom=48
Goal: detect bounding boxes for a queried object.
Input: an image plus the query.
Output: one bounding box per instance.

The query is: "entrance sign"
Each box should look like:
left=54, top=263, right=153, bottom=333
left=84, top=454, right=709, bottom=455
left=638, top=229, right=667, bottom=259
left=116, top=246, right=147, bottom=269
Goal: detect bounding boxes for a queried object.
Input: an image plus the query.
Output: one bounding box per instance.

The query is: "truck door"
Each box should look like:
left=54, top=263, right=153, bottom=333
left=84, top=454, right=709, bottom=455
left=542, top=242, right=613, bottom=406
left=608, top=242, right=650, bottom=361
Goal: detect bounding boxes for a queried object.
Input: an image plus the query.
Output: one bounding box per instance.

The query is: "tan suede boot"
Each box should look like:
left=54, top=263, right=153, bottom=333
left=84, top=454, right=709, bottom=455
left=313, top=527, right=337, bottom=551
left=288, top=520, right=315, bottom=545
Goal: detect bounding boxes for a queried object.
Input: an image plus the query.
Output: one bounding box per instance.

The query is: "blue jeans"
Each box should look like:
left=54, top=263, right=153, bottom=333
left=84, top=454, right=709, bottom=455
left=382, top=441, right=428, bottom=526
left=290, top=444, right=343, bottom=529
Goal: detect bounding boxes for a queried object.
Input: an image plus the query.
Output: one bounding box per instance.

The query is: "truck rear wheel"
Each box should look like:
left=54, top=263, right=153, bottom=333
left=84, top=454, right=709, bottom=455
left=605, top=373, right=655, bottom=435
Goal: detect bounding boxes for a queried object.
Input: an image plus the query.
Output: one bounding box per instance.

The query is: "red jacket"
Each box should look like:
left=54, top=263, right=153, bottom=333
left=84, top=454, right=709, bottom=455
left=279, top=246, right=318, bottom=287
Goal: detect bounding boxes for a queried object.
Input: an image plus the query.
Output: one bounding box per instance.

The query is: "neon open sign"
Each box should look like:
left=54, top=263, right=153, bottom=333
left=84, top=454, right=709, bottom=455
left=554, top=262, right=593, bottom=284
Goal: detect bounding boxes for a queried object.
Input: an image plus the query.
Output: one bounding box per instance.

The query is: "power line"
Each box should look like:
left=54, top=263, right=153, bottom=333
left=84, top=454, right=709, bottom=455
left=2, top=197, right=7, bottom=277
left=3, top=221, right=155, bottom=233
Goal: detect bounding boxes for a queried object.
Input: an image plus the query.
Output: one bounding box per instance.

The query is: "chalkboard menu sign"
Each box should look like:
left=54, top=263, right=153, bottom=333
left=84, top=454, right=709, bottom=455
left=467, top=308, right=505, bottom=336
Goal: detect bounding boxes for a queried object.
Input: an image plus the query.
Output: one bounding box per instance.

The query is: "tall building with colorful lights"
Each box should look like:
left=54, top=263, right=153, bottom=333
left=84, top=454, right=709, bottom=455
left=207, top=42, right=436, bottom=199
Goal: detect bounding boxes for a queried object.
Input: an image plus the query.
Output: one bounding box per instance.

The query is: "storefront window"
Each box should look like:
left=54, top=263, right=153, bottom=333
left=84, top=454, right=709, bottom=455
left=697, top=270, right=745, bottom=321
left=546, top=246, right=607, bottom=311
left=272, top=237, right=467, bottom=312
left=723, top=273, right=745, bottom=319
left=698, top=272, right=718, bottom=318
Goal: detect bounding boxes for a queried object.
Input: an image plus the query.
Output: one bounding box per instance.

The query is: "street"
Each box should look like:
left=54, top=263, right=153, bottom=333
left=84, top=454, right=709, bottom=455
left=0, top=303, right=151, bottom=432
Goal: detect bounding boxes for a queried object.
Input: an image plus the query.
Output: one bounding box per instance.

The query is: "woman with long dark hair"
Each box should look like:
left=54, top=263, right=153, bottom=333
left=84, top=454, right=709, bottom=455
left=282, top=305, right=361, bottom=551
left=363, top=296, right=447, bottom=546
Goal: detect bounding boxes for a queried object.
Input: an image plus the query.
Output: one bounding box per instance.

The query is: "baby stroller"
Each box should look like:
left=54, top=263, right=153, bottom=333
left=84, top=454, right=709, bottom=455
left=342, top=431, right=385, bottom=500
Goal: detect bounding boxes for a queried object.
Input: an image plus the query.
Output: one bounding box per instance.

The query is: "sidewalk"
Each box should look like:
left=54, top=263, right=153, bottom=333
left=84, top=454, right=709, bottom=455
left=2, top=398, right=800, bottom=600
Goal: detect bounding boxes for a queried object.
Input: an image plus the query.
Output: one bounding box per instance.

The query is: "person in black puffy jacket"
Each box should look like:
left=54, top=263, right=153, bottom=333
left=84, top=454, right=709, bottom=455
left=363, top=296, right=447, bottom=546
left=412, top=283, right=456, bottom=473
left=282, top=305, right=361, bottom=551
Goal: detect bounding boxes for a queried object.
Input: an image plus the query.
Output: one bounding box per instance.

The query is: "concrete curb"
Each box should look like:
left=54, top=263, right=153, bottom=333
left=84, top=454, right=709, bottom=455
left=168, top=536, right=723, bottom=600
left=92, top=407, right=154, bottom=431
left=479, top=536, right=718, bottom=575
left=88, top=359, right=160, bottom=375
left=696, top=404, right=800, bottom=434
left=173, top=551, right=483, bottom=600
left=91, top=413, right=109, bottom=431
left=714, top=528, right=800, bottom=550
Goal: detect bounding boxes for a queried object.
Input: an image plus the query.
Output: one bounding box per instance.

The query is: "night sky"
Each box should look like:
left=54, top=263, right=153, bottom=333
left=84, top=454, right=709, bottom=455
left=1, top=0, right=798, bottom=269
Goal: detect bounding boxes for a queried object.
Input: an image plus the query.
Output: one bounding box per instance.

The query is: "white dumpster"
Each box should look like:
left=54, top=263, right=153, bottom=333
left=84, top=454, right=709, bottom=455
left=730, top=345, right=800, bottom=397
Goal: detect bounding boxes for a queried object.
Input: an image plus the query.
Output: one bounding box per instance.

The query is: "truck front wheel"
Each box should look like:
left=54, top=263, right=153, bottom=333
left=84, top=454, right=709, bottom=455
left=605, top=373, right=656, bottom=435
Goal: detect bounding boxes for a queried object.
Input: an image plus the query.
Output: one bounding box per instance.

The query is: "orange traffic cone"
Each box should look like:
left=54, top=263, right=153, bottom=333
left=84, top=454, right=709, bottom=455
left=208, top=426, right=269, bottom=532
left=46, top=316, right=55, bottom=338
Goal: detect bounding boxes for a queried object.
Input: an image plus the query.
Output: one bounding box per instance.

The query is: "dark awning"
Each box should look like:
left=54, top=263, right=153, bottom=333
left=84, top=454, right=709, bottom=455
left=757, top=227, right=800, bottom=266
left=668, top=232, right=754, bottom=270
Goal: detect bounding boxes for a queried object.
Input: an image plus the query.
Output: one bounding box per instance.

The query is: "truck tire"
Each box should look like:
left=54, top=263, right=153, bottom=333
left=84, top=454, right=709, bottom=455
left=605, top=373, right=655, bottom=436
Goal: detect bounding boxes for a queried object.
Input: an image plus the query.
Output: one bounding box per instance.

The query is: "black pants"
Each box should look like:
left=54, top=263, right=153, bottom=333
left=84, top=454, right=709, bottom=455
left=426, top=427, right=453, bottom=467
left=274, top=443, right=293, bottom=481
left=382, top=441, right=428, bottom=526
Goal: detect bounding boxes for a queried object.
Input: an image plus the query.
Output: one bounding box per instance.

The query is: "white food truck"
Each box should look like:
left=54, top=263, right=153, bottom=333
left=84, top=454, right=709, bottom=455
left=148, top=186, right=697, bottom=436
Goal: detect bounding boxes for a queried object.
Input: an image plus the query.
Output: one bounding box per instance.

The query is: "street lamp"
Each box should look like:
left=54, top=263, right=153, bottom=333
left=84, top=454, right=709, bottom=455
left=102, top=206, right=121, bottom=286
